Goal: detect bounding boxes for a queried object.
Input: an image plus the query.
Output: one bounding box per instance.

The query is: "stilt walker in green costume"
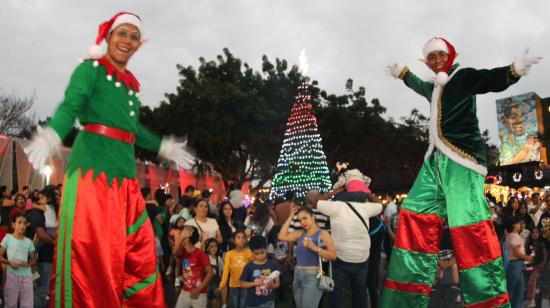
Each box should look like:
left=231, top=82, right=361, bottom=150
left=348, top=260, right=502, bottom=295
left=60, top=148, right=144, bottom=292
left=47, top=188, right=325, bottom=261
left=24, top=12, right=194, bottom=308
left=381, top=37, right=542, bottom=308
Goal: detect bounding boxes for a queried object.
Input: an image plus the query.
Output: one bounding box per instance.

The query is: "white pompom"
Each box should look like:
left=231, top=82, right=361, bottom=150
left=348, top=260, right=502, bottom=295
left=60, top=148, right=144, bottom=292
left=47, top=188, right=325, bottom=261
left=88, top=45, right=103, bottom=59
left=435, top=71, right=449, bottom=86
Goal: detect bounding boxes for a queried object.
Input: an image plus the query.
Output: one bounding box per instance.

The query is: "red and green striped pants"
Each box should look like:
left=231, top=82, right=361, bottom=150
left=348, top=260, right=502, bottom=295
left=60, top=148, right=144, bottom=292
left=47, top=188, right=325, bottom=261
left=51, top=170, right=166, bottom=308
left=381, top=150, right=510, bottom=308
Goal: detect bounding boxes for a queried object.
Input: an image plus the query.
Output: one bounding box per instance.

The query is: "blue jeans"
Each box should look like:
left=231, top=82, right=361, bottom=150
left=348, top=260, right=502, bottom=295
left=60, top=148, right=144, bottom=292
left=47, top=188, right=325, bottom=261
left=506, top=260, right=525, bottom=308
left=331, top=258, right=369, bottom=308
left=34, top=262, right=52, bottom=308
left=230, top=287, right=247, bottom=308
left=293, top=267, right=323, bottom=308
left=246, top=301, right=274, bottom=308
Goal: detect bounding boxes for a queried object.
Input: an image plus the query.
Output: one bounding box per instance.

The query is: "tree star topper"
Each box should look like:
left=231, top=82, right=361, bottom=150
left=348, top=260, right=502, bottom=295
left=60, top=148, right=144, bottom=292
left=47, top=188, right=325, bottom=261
left=299, top=49, right=309, bottom=76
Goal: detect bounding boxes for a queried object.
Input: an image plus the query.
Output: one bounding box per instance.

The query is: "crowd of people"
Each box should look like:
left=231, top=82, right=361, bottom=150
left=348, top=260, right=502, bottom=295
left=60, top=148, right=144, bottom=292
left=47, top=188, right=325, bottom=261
left=488, top=192, right=550, bottom=308
left=0, top=177, right=549, bottom=307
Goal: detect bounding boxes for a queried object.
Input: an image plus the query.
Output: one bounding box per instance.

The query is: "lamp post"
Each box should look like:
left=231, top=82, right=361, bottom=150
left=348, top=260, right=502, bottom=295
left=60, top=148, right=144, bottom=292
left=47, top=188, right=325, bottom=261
left=43, top=165, right=53, bottom=186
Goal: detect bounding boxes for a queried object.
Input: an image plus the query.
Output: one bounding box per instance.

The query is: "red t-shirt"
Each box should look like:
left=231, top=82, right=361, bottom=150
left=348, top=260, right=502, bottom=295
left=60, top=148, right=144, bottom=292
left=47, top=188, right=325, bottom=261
left=179, top=247, right=210, bottom=293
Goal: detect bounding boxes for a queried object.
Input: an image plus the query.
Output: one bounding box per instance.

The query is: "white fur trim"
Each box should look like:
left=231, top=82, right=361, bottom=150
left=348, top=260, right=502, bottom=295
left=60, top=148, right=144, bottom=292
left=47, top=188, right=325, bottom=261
left=111, top=14, right=142, bottom=33
left=435, top=72, right=449, bottom=86
left=424, top=66, right=488, bottom=176
left=88, top=44, right=103, bottom=59
left=423, top=38, right=448, bottom=59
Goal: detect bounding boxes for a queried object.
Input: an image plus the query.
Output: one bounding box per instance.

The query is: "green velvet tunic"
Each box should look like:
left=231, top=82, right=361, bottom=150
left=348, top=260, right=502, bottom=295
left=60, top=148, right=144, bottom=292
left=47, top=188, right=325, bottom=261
left=402, top=64, right=520, bottom=171
left=48, top=60, right=162, bottom=183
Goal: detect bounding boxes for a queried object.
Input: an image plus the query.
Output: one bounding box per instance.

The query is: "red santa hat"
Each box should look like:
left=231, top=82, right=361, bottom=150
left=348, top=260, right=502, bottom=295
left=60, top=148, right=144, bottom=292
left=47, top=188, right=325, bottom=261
left=88, top=12, right=143, bottom=59
left=422, top=37, right=457, bottom=85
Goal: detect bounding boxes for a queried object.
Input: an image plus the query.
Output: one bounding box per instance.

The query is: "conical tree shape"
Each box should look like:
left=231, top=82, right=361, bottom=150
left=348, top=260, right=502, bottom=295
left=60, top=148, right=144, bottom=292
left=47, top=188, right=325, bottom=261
left=270, top=82, right=331, bottom=201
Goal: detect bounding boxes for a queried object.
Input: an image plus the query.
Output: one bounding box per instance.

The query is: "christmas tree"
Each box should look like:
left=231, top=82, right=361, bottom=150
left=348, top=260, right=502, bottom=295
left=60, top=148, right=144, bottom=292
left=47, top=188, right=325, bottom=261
left=269, top=81, right=332, bottom=201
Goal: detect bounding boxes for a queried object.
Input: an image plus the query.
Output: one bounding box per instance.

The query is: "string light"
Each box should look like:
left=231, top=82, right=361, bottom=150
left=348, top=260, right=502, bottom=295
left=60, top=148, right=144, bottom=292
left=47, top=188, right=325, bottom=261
left=270, top=82, right=332, bottom=201
left=535, top=170, right=543, bottom=180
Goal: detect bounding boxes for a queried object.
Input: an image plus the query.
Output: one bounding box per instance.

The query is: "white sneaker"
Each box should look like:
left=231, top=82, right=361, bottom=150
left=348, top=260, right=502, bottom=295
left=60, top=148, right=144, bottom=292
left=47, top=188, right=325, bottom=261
left=527, top=299, right=536, bottom=308
left=165, top=266, right=173, bottom=276
left=174, top=277, right=181, bottom=287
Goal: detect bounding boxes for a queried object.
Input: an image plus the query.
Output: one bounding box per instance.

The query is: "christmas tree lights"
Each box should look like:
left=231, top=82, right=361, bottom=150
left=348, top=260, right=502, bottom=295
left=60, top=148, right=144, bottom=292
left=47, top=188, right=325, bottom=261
left=270, top=82, right=332, bottom=201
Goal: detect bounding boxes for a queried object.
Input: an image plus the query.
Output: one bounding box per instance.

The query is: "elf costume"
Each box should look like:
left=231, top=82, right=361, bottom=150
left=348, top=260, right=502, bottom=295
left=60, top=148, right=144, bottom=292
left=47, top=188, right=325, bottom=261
left=24, top=13, right=193, bottom=308
left=381, top=38, right=541, bottom=308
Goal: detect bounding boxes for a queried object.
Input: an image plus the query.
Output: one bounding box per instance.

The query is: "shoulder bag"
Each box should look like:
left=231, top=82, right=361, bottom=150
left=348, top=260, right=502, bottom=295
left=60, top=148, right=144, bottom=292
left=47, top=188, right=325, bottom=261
left=316, top=232, right=334, bottom=292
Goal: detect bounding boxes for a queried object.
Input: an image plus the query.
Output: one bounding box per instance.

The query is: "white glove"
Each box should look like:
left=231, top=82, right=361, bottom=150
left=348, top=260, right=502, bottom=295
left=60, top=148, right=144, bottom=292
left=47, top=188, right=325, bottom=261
left=23, top=126, right=62, bottom=171
left=385, top=63, right=406, bottom=79
left=513, top=48, right=542, bottom=76
left=158, top=136, right=195, bottom=169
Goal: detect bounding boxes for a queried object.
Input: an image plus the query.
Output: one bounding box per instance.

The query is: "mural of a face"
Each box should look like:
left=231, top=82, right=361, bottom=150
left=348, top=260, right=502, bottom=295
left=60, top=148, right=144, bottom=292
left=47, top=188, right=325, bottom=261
left=503, top=105, right=525, bottom=137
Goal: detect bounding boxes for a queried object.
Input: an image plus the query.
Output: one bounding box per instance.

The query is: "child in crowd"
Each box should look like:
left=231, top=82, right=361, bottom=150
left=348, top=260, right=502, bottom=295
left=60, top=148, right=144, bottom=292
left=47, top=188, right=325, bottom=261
left=205, top=238, right=223, bottom=308
left=0, top=213, right=36, bottom=308
left=333, top=162, right=371, bottom=194
left=33, top=187, right=58, bottom=250
left=218, top=230, right=253, bottom=308
left=525, top=227, right=547, bottom=308
left=240, top=235, right=280, bottom=308
left=173, top=225, right=214, bottom=308
left=169, top=217, right=186, bottom=287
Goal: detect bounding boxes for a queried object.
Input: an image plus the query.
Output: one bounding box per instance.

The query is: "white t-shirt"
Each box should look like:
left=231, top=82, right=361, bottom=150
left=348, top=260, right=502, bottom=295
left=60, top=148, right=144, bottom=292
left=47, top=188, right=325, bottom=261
left=44, top=204, right=57, bottom=229
left=185, top=217, right=219, bottom=248
left=317, top=200, right=382, bottom=263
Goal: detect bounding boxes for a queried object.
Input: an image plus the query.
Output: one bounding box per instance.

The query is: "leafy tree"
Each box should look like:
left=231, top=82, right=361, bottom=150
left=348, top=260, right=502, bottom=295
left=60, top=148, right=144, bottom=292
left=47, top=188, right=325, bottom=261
left=148, top=49, right=299, bottom=188
left=142, top=49, right=499, bottom=193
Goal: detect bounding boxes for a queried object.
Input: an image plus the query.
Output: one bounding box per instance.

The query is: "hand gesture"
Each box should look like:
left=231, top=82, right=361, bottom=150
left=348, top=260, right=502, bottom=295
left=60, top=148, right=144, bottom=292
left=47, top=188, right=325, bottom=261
left=385, top=63, right=406, bottom=79
left=290, top=203, right=300, bottom=216
left=23, top=126, right=62, bottom=171
left=513, top=48, right=543, bottom=76
left=265, top=281, right=275, bottom=290
left=158, top=136, right=196, bottom=170
left=303, top=237, right=317, bottom=251
left=8, top=260, right=19, bottom=269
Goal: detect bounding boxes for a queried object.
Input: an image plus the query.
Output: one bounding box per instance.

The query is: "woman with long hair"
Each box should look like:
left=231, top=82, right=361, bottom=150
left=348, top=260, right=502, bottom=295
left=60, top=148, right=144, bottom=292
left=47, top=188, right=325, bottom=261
left=217, top=201, right=244, bottom=253
left=504, top=196, right=521, bottom=220
left=518, top=202, right=535, bottom=232
left=279, top=205, right=336, bottom=308
left=244, top=200, right=274, bottom=238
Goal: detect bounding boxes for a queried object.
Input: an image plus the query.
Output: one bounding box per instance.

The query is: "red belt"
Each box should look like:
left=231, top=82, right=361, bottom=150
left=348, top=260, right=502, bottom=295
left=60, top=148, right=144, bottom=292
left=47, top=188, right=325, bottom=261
left=83, top=124, right=136, bottom=145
